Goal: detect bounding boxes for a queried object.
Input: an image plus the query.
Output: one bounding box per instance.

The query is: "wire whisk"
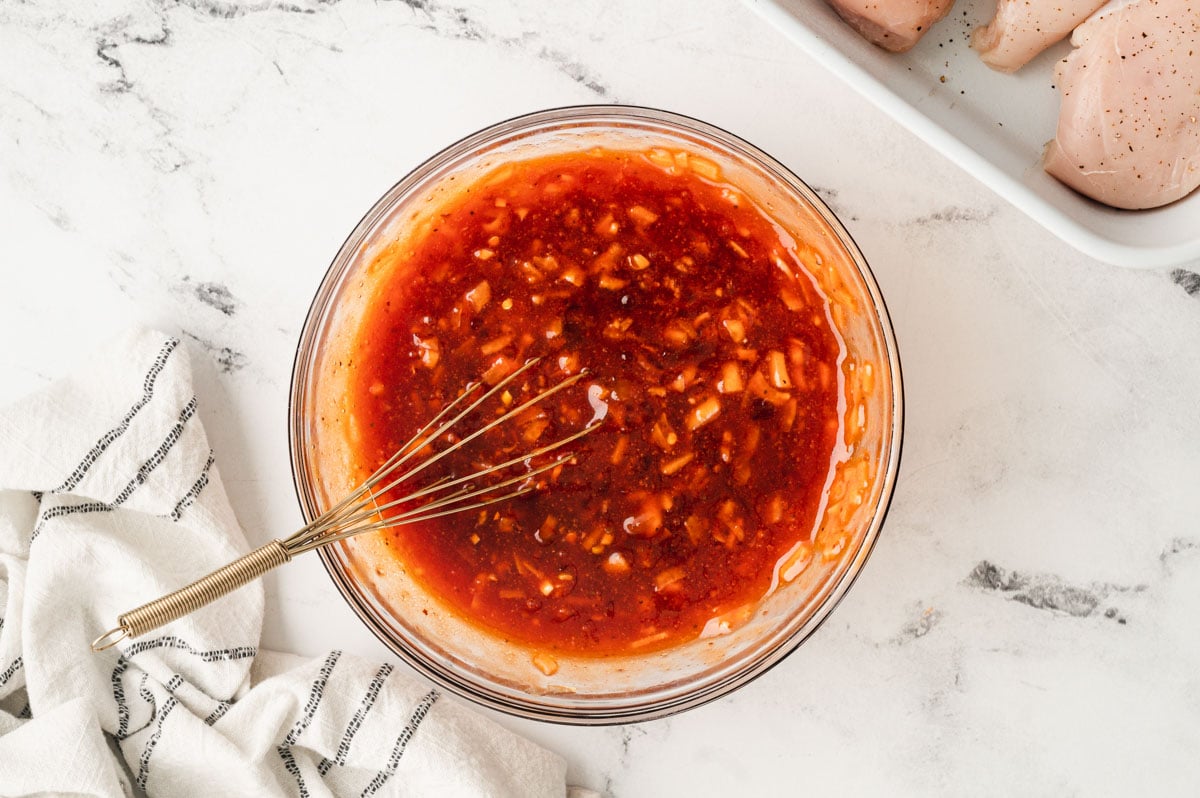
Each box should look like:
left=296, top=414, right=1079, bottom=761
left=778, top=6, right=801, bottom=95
left=91, top=358, right=597, bottom=652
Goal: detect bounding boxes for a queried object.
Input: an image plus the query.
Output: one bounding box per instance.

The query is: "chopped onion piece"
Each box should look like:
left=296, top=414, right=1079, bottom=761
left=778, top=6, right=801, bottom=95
left=747, top=371, right=790, bottom=406
left=688, top=396, right=721, bottom=430
left=594, top=213, right=618, bottom=236
left=610, top=435, right=629, bottom=465
left=522, top=417, right=550, bottom=443
left=650, top=414, right=677, bottom=451
left=628, top=205, right=659, bottom=225
left=772, top=253, right=794, bottom=279
left=481, top=355, right=515, bottom=385
left=663, top=320, right=695, bottom=348
left=718, top=362, right=743, bottom=394
left=646, top=148, right=674, bottom=169
left=862, top=362, right=875, bottom=394
left=623, top=495, right=663, bottom=538
left=593, top=243, right=624, bottom=272
left=516, top=261, right=538, bottom=282
left=761, top=493, right=786, bottom=525
left=781, top=543, right=813, bottom=583
left=722, top=318, right=746, bottom=343
left=660, top=452, right=694, bottom=475
left=532, top=652, right=559, bottom=676
left=465, top=280, right=491, bottom=311
left=480, top=334, right=512, bottom=356
left=557, top=352, right=580, bottom=373
left=670, top=364, right=697, bottom=393
left=413, top=335, right=440, bottom=369
left=654, top=566, right=685, bottom=592
left=629, top=630, right=670, bottom=649
left=779, top=288, right=805, bottom=311
left=768, top=350, right=792, bottom=389
left=604, top=551, right=631, bottom=574
left=689, top=156, right=720, bottom=181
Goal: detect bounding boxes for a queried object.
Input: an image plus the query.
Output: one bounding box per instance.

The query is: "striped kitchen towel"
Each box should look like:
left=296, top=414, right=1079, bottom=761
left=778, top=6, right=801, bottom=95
left=0, top=328, right=574, bottom=797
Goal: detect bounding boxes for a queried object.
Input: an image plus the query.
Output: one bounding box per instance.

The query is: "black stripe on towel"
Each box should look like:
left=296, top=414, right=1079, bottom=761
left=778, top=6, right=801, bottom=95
left=169, top=450, right=214, bottom=521
left=317, top=662, right=394, bottom=776
left=134, top=694, right=178, bottom=790
left=111, top=663, right=131, bottom=738
left=111, top=636, right=257, bottom=739
left=54, top=338, right=179, bottom=494
left=30, top=501, right=114, bottom=541
left=110, top=396, right=198, bottom=507
left=204, top=699, right=231, bottom=726
left=0, top=656, right=23, bottom=687
left=33, top=445, right=214, bottom=541
left=34, top=391, right=204, bottom=542
left=123, top=636, right=257, bottom=663
left=278, top=650, right=341, bottom=798
left=136, top=672, right=155, bottom=719
left=360, top=689, right=440, bottom=796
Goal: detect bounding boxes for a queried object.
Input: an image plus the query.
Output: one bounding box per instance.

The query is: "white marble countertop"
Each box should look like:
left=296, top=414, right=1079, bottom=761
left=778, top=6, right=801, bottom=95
left=3, top=0, right=1199, bottom=794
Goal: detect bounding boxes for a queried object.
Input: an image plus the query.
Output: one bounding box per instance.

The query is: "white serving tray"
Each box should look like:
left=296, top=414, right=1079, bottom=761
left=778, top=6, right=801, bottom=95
left=747, top=0, right=1200, bottom=269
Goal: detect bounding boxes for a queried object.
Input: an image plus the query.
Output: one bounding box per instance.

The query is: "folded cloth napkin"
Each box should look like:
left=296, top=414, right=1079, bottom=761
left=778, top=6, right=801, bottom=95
left=0, top=329, right=573, bottom=797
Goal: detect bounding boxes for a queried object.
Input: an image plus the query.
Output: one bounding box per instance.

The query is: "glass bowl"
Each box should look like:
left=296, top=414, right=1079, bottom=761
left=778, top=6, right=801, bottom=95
left=289, top=105, right=903, bottom=724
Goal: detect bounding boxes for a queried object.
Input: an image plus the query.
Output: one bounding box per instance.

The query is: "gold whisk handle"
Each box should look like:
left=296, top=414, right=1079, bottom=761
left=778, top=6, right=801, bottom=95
left=91, top=540, right=292, bottom=652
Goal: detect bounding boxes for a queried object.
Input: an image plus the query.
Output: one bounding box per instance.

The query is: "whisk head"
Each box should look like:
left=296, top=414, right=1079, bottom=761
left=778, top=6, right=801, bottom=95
left=284, top=358, right=597, bottom=556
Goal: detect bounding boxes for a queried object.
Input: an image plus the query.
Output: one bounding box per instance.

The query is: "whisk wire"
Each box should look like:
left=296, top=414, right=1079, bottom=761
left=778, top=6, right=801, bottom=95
left=309, top=357, right=544, bottom=538
left=361, top=364, right=589, bottom=510
left=300, top=370, right=495, bottom=533
left=297, top=449, right=576, bottom=553
left=293, top=485, right=539, bottom=551
left=316, top=420, right=597, bottom=540
left=92, top=359, right=599, bottom=652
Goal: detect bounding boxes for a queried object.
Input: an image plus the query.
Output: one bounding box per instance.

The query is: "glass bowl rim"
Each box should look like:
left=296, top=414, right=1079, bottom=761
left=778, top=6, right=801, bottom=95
left=288, top=103, right=905, bottom=725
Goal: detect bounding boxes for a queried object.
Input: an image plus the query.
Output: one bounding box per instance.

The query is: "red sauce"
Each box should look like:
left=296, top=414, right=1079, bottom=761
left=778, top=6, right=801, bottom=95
left=348, top=148, right=842, bottom=656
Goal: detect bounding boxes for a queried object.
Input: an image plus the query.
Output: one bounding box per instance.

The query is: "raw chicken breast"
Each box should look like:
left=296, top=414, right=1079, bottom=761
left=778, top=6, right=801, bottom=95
left=1043, top=0, right=1200, bottom=210
left=826, top=0, right=956, bottom=52
left=971, top=0, right=1108, bottom=72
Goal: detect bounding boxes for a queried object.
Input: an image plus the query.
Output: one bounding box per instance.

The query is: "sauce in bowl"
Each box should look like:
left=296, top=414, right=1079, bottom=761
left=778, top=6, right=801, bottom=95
left=345, top=147, right=844, bottom=657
